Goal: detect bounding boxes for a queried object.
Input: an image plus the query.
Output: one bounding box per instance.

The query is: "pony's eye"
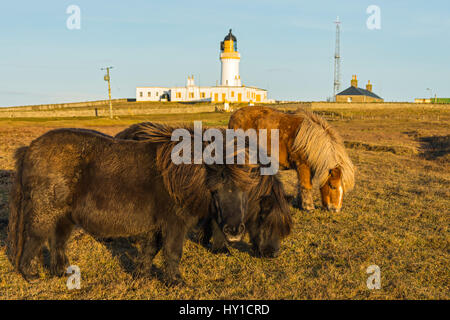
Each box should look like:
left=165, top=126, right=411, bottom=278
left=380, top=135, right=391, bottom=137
left=328, top=183, right=337, bottom=190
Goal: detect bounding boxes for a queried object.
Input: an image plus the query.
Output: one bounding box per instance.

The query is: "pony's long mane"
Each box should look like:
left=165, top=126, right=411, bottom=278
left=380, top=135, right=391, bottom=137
left=247, top=172, right=292, bottom=238
left=136, top=122, right=257, bottom=216
left=291, top=109, right=355, bottom=192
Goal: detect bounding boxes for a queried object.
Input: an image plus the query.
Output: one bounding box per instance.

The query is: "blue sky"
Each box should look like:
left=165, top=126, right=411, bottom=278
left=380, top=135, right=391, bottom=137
left=1, top=0, right=449, bottom=106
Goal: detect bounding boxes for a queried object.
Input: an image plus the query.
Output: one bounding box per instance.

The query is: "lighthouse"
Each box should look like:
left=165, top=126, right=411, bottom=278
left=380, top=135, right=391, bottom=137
left=137, top=29, right=269, bottom=103
left=220, top=29, right=241, bottom=86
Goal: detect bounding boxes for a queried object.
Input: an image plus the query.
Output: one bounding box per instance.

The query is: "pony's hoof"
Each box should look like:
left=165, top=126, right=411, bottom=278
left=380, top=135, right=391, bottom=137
left=20, top=272, right=40, bottom=283
left=292, top=198, right=315, bottom=211
left=302, top=203, right=315, bottom=211
left=50, top=265, right=68, bottom=277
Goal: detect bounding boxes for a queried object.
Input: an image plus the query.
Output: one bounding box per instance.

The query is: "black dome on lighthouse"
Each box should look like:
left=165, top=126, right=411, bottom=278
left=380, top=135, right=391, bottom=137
left=224, top=29, right=236, bottom=42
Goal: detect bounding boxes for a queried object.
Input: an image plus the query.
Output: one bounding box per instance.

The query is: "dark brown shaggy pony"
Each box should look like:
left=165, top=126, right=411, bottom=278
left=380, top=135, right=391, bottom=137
left=116, top=123, right=292, bottom=258
left=229, top=106, right=355, bottom=212
left=200, top=173, right=292, bottom=257
left=7, top=127, right=254, bottom=285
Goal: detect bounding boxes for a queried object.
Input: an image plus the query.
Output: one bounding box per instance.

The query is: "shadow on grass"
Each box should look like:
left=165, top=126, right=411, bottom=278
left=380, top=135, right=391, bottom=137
left=0, top=170, right=13, bottom=247
left=418, top=135, right=450, bottom=160
left=99, top=237, right=140, bottom=274
left=98, top=237, right=170, bottom=283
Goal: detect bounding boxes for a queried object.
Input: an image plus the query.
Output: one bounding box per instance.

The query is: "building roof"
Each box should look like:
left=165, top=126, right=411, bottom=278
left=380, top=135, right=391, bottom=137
left=337, top=86, right=382, bottom=99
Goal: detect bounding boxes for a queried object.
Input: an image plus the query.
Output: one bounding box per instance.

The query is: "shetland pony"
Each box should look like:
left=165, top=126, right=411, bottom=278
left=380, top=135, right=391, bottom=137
left=229, top=106, right=355, bottom=212
left=7, top=127, right=254, bottom=285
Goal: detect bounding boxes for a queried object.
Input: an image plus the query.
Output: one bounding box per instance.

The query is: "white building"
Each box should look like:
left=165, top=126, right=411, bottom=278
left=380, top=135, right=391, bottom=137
left=136, top=29, right=268, bottom=103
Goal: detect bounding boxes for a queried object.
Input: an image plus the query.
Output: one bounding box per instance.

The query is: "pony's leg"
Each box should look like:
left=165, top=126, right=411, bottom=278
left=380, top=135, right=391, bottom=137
left=197, top=217, right=213, bottom=248
left=161, top=220, right=187, bottom=285
left=295, top=162, right=315, bottom=211
left=135, top=231, right=162, bottom=276
left=246, top=219, right=263, bottom=257
left=210, top=219, right=229, bottom=254
left=16, top=198, right=51, bottom=279
left=144, top=231, right=162, bottom=263
left=18, top=233, right=46, bottom=280
left=49, top=216, right=74, bottom=277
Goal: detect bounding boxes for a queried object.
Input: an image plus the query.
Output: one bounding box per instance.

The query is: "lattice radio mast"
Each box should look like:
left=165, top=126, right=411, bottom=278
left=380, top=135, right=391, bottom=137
left=333, top=17, right=341, bottom=101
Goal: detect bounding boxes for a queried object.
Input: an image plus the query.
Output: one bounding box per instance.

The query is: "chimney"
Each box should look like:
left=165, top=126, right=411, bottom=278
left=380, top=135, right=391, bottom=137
left=366, top=80, right=373, bottom=92
left=187, top=75, right=195, bottom=87
left=351, top=75, right=358, bottom=87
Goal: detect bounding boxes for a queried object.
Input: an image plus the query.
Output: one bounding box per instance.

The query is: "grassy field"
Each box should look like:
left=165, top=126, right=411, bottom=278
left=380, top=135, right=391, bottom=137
left=0, top=104, right=449, bottom=299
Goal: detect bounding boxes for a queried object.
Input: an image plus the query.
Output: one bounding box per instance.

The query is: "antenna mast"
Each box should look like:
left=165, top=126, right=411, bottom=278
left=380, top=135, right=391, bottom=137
left=333, top=17, right=341, bottom=101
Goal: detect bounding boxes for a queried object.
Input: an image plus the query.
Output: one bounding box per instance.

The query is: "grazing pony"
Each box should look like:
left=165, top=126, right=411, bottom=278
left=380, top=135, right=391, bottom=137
left=200, top=172, right=292, bottom=258
left=116, top=123, right=293, bottom=258
left=7, top=127, right=253, bottom=284
left=229, top=106, right=355, bottom=212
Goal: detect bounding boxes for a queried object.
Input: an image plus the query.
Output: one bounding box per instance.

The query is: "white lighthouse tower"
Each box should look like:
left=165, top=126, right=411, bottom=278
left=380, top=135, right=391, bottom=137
left=220, top=29, right=241, bottom=86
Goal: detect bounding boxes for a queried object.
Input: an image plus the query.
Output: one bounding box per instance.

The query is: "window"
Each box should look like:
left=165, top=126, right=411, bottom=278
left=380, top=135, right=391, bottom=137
left=231, top=91, right=234, bottom=97
left=189, top=92, right=194, bottom=98
left=156, top=92, right=159, bottom=96
left=140, top=92, right=143, bottom=97
left=176, top=92, right=181, bottom=98
left=148, top=92, right=151, bottom=97
left=201, top=92, right=205, bottom=98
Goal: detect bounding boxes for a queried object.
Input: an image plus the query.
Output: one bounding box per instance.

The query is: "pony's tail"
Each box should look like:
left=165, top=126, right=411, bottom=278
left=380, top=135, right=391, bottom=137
left=138, top=122, right=188, bottom=143
left=114, top=123, right=147, bottom=140
left=6, top=146, right=28, bottom=273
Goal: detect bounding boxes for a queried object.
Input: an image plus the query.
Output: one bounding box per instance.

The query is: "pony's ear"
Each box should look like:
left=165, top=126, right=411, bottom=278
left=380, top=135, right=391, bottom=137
left=330, top=167, right=342, bottom=179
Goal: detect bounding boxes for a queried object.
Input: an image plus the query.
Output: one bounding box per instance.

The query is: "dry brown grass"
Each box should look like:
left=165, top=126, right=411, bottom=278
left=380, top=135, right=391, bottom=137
left=0, top=105, right=449, bottom=299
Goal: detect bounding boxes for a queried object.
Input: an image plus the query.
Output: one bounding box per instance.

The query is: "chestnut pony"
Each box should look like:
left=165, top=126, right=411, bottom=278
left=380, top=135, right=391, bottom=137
left=228, top=106, right=355, bottom=212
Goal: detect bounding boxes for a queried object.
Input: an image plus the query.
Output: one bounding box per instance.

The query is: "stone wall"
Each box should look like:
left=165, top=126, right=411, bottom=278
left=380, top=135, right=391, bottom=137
left=0, top=100, right=446, bottom=119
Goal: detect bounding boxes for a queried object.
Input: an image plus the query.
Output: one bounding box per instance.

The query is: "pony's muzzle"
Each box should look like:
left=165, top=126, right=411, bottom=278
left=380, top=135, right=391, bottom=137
left=223, top=223, right=245, bottom=242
